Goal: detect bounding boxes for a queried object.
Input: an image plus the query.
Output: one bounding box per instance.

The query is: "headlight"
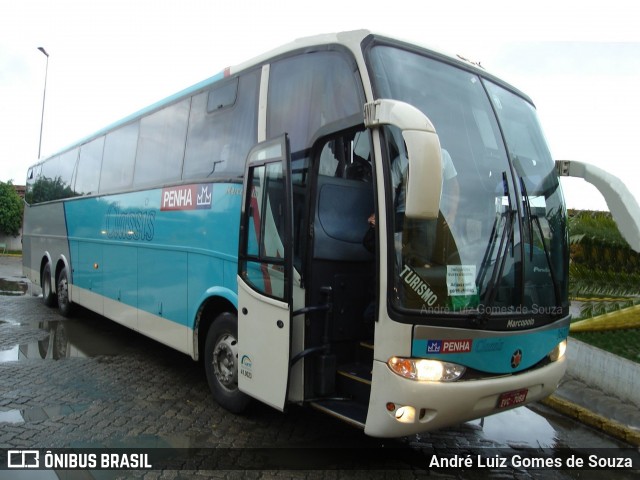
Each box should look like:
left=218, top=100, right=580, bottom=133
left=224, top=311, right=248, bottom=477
left=548, top=339, right=567, bottom=362
left=387, top=357, right=465, bottom=382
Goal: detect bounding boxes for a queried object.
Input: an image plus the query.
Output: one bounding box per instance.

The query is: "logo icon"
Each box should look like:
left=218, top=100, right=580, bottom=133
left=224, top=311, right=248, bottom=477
left=426, top=340, right=442, bottom=353
left=511, top=349, right=523, bottom=369
left=240, top=355, right=253, bottom=379
left=197, top=185, right=212, bottom=207
left=8, top=450, right=40, bottom=468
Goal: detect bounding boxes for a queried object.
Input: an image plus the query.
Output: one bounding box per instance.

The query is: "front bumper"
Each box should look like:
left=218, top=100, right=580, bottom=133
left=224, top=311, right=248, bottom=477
left=364, top=355, right=566, bottom=437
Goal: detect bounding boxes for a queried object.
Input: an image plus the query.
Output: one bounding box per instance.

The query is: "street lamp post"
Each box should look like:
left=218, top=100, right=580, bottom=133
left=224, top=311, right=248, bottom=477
left=37, top=47, right=49, bottom=159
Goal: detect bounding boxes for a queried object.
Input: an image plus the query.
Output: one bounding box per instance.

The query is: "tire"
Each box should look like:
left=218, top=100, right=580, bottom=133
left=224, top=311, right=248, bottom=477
left=57, top=267, right=73, bottom=317
left=41, top=262, right=57, bottom=307
left=204, top=312, right=251, bottom=413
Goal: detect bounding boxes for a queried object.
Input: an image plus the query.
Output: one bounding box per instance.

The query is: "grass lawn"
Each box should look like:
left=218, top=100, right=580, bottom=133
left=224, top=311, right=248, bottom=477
left=570, top=329, right=640, bottom=364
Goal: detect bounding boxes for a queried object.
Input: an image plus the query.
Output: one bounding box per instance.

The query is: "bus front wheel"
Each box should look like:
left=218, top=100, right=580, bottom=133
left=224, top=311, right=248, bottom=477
left=204, top=312, right=251, bottom=413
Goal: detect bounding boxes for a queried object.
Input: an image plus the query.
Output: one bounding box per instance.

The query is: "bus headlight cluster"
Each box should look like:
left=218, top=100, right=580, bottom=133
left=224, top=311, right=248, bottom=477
left=548, top=339, right=567, bottom=362
left=387, top=357, right=465, bottom=382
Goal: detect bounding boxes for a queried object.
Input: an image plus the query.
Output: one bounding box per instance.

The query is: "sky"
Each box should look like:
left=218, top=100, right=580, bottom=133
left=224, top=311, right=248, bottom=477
left=2, top=0, right=640, bottom=212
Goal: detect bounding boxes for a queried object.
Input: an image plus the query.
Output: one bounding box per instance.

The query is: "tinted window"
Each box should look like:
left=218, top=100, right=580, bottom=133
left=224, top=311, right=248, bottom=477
left=39, top=156, right=59, bottom=184
left=30, top=150, right=78, bottom=203
left=134, top=98, right=190, bottom=186
left=59, top=149, right=79, bottom=192
left=183, top=70, right=259, bottom=179
left=75, top=136, right=105, bottom=195
left=268, top=51, right=362, bottom=154
left=207, top=78, right=238, bottom=112
left=40, top=150, right=77, bottom=190
left=25, top=164, right=41, bottom=204
left=99, top=122, right=139, bottom=193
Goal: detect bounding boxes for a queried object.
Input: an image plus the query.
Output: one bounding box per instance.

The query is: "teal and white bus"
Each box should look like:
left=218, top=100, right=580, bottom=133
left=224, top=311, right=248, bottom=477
left=23, top=30, right=640, bottom=437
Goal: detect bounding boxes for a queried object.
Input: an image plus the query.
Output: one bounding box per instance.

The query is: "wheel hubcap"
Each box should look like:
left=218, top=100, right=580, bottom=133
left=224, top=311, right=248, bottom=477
left=212, top=333, right=238, bottom=391
left=58, top=277, right=68, bottom=307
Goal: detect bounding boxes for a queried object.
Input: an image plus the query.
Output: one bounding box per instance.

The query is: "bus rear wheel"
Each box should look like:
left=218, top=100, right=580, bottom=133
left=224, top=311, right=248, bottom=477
left=204, top=312, right=251, bottom=413
left=57, top=267, right=73, bottom=317
left=41, top=262, right=57, bottom=307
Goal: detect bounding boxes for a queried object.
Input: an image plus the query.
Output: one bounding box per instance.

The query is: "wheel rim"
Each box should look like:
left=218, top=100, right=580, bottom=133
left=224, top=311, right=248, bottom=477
left=212, top=333, right=239, bottom=392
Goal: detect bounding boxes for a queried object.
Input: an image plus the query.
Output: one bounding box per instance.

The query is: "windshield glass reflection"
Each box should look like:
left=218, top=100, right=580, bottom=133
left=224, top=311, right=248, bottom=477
left=368, top=44, right=568, bottom=320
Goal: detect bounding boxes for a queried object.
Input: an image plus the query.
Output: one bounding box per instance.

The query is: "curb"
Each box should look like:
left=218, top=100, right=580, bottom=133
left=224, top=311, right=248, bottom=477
left=566, top=339, right=640, bottom=410
left=541, top=395, right=640, bottom=447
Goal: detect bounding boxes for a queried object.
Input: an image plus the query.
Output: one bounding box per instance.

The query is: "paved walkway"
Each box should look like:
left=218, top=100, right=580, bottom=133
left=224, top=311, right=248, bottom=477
left=543, top=369, right=640, bottom=446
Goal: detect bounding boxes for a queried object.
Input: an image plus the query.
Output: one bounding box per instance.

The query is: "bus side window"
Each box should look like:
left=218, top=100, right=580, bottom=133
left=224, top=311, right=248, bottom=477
left=32, top=149, right=78, bottom=203
left=267, top=51, right=363, bottom=156
left=76, top=136, right=105, bottom=196
left=134, top=98, right=190, bottom=187
left=99, top=122, right=139, bottom=193
left=25, top=164, right=40, bottom=204
left=183, top=70, right=259, bottom=180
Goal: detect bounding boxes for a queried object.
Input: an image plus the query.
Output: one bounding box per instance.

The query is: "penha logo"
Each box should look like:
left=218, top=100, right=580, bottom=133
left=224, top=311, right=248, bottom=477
left=426, top=339, right=472, bottom=354
left=161, top=183, right=213, bottom=211
left=442, top=339, right=472, bottom=354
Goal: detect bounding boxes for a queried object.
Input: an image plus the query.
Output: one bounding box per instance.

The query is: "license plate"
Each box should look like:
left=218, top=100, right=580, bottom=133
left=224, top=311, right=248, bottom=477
left=497, top=388, right=528, bottom=408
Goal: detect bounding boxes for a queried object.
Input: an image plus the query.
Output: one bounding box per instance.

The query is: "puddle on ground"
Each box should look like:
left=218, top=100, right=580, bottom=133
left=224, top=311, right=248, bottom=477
left=469, top=405, right=557, bottom=448
left=460, top=402, right=628, bottom=450
left=0, top=404, right=89, bottom=424
left=0, top=318, right=131, bottom=362
left=0, top=278, right=29, bottom=296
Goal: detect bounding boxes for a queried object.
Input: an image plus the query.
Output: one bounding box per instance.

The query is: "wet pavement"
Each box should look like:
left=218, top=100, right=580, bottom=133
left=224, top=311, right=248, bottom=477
left=545, top=376, right=640, bottom=446
left=0, top=258, right=28, bottom=297
left=0, top=254, right=638, bottom=479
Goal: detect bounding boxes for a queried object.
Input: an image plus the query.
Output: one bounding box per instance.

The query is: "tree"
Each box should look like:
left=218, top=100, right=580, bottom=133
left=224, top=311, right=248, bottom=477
left=0, top=181, right=23, bottom=237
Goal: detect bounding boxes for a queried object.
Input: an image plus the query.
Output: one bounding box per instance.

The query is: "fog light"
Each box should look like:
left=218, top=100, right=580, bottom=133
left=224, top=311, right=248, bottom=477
left=393, top=405, right=416, bottom=423
left=388, top=357, right=465, bottom=382
left=549, top=339, right=567, bottom=362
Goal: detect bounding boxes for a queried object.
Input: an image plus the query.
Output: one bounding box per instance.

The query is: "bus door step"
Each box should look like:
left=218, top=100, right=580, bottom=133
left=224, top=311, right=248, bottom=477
left=358, top=340, right=374, bottom=363
left=359, top=340, right=374, bottom=350
left=310, top=399, right=367, bottom=429
left=336, top=362, right=372, bottom=405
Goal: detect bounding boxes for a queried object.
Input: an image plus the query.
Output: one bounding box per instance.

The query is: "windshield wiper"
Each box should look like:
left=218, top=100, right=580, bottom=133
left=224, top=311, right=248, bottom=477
left=483, top=210, right=515, bottom=312
left=520, top=176, right=561, bottom=309
left=520, top=178, right=535, bottom=262
left=532, top=215, right=561, bottom=307
left=475, top=172, right=515, bottom=325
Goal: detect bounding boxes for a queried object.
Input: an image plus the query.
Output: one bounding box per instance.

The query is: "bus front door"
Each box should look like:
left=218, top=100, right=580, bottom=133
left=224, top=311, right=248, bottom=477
left=237, top=135, right=294, bottom=411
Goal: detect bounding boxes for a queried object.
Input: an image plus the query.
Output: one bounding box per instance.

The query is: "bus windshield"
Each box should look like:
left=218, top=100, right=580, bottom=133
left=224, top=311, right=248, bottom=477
left=368, top=44, right=569, bottom=321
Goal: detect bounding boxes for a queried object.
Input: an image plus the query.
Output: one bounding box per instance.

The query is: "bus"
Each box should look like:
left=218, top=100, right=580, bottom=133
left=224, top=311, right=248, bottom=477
left=22, top=30, right=640, bottom=437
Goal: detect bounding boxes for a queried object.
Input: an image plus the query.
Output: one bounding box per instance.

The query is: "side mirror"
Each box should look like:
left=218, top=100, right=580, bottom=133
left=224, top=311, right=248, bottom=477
left=364, top=99, right=442, bottom=219
left=557, top=160, right=640, bottom=252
